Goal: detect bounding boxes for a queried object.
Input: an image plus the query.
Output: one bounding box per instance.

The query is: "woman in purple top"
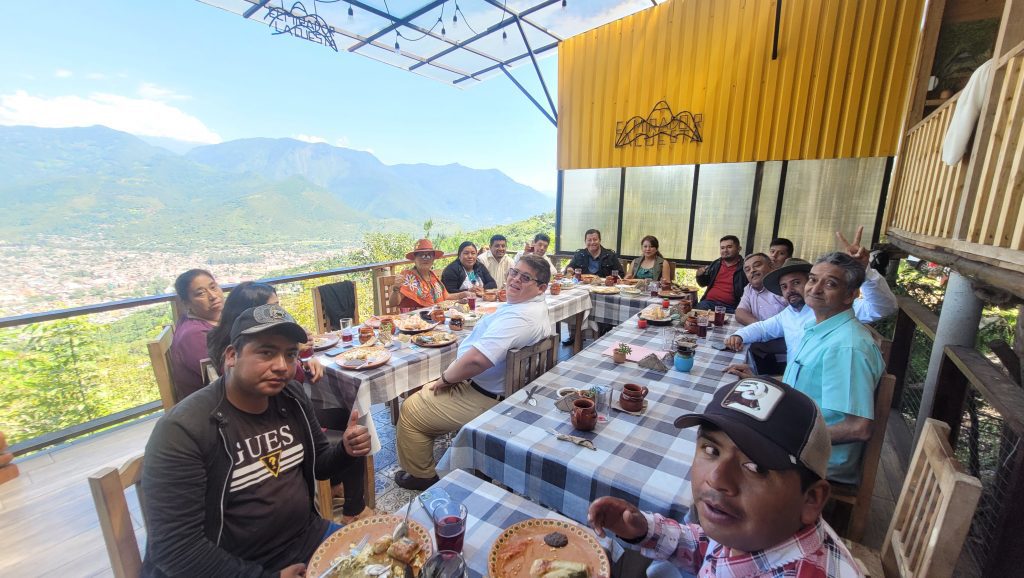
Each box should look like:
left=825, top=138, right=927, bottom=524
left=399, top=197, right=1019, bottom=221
left=169, top=269, right=223, bottom=401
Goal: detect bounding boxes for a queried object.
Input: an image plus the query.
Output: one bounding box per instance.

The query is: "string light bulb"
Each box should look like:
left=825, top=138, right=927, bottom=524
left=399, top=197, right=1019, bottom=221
left=348, top=3, right=354, bottom=17
left=394, top=38, right=401, bottom=53
left=502, top=29, right=507, bottom=42
left=562, top=0, right=567, bottom=7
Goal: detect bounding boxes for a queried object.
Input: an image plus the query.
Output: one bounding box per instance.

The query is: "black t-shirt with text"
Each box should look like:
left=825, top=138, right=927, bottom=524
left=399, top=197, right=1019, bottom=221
left=219, top=396, right=327, bottom=571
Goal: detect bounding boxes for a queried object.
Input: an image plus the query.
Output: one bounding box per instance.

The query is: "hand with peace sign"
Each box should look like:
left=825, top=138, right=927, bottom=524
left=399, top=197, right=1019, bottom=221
left=836, top=225, right=869, bottom=269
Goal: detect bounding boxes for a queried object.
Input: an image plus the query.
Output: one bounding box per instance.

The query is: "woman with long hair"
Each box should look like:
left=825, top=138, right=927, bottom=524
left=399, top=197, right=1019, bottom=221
left=626, top=235, right=671, bottom=282
left=169, top=269, right=224, bottom=400
left=440, top=241, right=496, bottom=294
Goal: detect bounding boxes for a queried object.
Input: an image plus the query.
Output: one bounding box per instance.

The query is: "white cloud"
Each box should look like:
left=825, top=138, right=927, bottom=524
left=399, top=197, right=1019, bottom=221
left=0, top=90, right=222, bottom=144
left=137, top=82, right=191, bottom=101
left=293, top=133, right=328, bottom=144
left=54, top=69, right=73, bottom=79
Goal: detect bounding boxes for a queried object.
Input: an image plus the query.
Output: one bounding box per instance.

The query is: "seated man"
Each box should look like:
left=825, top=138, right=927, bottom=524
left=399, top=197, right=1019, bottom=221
left=513, top=232, right=559, bottom=277
left=695, top=235, right=747, bottom=313
left=725, top=227, right=897, bottom=373
left=142, top=304, right=371, bottom=577
left=478, top=234, right=514, bottom=290
left=395, top=254, right=554, bottom=490
left=565, top=228, right=621, bottom=277
left=734, top=253, right=789, bottom=375
left=768, top=237, right=794, bottom=267
left=781, top=252, right=884, bottom=484
left=589, top=377, right=861, bottom=577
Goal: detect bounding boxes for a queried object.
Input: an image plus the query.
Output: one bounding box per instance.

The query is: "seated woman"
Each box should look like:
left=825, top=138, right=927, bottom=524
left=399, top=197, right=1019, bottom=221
left=206, top=281, right=371, bottom=523
left=441, top=241, right=497, bottom=295
left=389, top=239, right=473, bottom=309
left=626, top=235, right=672, bottom=282
left=169, top=269, right=223, bottom=401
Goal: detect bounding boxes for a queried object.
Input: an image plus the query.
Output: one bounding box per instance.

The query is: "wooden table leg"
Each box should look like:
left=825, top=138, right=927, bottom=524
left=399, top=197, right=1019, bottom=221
left=572, top=312, right=584, bottom=354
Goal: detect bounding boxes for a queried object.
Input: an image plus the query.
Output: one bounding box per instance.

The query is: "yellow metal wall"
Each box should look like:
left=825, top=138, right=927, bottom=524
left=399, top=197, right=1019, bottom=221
left=557, top=0, right=925, bottom=170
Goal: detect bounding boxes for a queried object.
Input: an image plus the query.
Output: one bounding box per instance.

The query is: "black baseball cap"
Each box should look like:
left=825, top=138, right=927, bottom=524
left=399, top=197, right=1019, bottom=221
left=763, top=258, right=812, bottom=296
left=674, top=376, right=830, bottom=479
left=229, top=304, right=308, bottom=344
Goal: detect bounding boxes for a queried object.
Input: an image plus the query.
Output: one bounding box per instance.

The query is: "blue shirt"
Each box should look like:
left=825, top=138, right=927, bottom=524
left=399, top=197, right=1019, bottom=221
left=782, top=309, right=884, bottom=484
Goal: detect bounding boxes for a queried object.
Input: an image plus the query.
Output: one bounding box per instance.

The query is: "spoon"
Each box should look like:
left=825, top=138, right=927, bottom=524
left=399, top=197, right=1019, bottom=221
left=392, top=493, right=415, bottom=541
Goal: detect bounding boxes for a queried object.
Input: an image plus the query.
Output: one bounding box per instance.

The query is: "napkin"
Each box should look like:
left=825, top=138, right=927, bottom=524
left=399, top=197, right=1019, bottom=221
left=638, top=353, right=669, bottom=372
left=551, top=431, right=597, bottom=450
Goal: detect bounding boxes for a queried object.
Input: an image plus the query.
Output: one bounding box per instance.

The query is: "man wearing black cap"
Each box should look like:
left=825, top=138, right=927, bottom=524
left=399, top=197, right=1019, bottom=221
left=141, top=304, right=371, bottom=578
left=588, top=377, right=861, bottom=577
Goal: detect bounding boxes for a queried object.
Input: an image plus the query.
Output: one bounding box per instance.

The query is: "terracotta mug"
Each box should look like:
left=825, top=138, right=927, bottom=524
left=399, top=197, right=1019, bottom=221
left=684, top=316, right=699, bottom=334
left=604, top=276, right=616, bottom=286
left=571, top=398, right=597, bottom=431
left=498, top=289, right=507, bottom=302
left=678, top=300, right=692, bottom=314
left=550, top=283, right=561, bottom=295
left=449, top=317, right=463, bottom=331
left=620, top=383, right=648, bottom=413
left=431, top=308, right=446, bottom=323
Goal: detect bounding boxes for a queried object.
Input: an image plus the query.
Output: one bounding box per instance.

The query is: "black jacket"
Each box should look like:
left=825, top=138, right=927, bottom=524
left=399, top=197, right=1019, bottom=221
left=441, top=260, right=497, bottom=293
left=567, top=247, right=621, bottom=277
left=696, top=257, right=748, bottom=306
left=141, top=378, right=356, bottom=577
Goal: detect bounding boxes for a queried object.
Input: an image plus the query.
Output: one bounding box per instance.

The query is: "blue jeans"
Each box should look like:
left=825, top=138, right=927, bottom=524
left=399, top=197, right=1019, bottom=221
left=694, top=299, right=736, bottom=314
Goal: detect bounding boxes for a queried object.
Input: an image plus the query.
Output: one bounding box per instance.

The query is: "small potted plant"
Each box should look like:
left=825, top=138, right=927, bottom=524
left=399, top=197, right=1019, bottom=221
left=613, top=343, right=632, bottom=364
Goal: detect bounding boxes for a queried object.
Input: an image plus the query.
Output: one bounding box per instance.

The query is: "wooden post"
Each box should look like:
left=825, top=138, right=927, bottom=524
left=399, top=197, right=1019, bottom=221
left=930, top=347, right=970, bottom=442
left=888, top=308, right=917, bottom=409
left=0, top=431, right=19, bottom=485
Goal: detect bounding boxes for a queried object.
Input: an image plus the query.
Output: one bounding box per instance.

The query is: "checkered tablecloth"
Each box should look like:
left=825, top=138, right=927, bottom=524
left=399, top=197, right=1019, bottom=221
left=589, top=291, right=663, bottom=326
left=311, top=291, right=594, bottom=450
left=439, top=314, right=745, bottom=526
left=395, top=469, right=609, bottom=578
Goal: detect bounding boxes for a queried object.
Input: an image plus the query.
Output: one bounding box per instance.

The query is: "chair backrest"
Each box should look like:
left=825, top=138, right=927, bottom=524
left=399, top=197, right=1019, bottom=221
left=89, top=454, right=145, bottom=578
left=835, top=373, right=896, bottom=541
left=504, top=335, right=559, bottom=397
left=376, top=274, right=400, bottom=316
left=312, top=280, right=359, bottom=334
left=866, top=324, right=893, bottom=365
left=881, top=418, right=982, bottom=578
left=200, top=358, right=219, bottom=385
left=147, top=325, right=177, bottom=411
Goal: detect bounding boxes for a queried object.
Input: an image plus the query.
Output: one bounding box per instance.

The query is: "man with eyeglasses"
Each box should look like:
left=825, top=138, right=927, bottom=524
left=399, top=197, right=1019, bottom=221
left=394, top=254, right=554, bottom=490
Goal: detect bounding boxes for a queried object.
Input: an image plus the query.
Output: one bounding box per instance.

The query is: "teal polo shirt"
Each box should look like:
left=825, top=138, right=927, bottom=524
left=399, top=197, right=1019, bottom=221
left=782, top=308, right=884, bottom=484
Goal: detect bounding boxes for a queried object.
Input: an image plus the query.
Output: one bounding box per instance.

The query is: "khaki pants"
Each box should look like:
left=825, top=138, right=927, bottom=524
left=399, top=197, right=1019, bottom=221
left=396, top=381, right=499, bottom=478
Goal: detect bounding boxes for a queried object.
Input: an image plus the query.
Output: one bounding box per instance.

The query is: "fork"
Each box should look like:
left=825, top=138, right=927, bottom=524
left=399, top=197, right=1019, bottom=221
left=524, top=385, right=541, bottom=406
left=317, top=534, right=369, bottom=578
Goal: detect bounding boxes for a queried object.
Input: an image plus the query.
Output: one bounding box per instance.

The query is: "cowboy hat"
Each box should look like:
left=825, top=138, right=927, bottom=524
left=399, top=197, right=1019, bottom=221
left=405, top=238, right=445, bottom=261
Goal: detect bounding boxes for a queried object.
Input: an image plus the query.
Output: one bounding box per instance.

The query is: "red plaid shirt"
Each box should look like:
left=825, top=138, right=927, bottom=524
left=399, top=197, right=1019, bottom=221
left=633, top=514, right=863, bottom=577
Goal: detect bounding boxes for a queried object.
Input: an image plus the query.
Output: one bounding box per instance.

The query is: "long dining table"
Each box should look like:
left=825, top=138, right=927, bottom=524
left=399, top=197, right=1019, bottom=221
left=308, top=286, right=594, bottom=450
left=438, top=311, right=744, bottom=525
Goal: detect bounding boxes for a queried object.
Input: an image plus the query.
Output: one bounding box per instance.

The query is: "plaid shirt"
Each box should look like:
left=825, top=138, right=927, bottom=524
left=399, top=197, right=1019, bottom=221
left=633, top=514, right=863, bottom=577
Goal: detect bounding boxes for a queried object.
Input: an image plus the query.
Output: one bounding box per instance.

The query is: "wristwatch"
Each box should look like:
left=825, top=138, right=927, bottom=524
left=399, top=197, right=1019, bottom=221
left=440, top=371, right=456, bottom=386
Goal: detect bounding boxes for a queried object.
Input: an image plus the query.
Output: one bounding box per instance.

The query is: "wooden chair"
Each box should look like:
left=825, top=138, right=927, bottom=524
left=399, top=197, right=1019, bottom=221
left=867, top=325, right=893, bottom=365
left=89, top=454, right=146, bottom=578
left=846, top=418, right=982, bottom=578
left=311, top=280, right=359, bottom=334
left=504, top=335, right=559, bottom=397
left=312, top=407, right=376, bottom=519
left=376, top=274, right=400, bottom=316
left=828, top=373, right=896, bottom=541
left=147, top=325, right=177, bottom=411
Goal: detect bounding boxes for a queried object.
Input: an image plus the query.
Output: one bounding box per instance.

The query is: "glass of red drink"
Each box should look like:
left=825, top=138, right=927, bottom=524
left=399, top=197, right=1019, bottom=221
left=299, top=345, right=314, bottom=361
left=714, top=306, right=726, bottom=327
left=697, top=315, right=709, bottom=338
left=467, top=296, right=476, bottom=311
left=431, top=501, right=467, bottom=553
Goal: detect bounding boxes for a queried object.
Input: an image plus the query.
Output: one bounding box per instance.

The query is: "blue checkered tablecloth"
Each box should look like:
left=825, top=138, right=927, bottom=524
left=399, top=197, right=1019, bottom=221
left=439, top=314, right=745, bottom=526
left=395, top=469, right=609, bottom=578
left=589, top=291, right=664, bottom=326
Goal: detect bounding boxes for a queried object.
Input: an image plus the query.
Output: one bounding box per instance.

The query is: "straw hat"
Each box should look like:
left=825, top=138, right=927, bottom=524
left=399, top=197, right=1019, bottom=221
left=405, top=238, right=444, bottom=261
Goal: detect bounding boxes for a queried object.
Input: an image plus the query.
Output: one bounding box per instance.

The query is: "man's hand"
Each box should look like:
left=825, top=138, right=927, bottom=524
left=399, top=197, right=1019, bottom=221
left=836, top=225, right=869, bottom=269
left=306, top=358, right=325, bottom=383
left=280, top=563, right=306, bottom=577
left=695, top=265, right=708, bottom=276
left=725, top=335, right=744, bottom=351
left=427, top=377, right=455, bottom=396
left=588, top=497, right=648, bottom=540
left=342, top=411, right=371, bottom=457
left=723, top=363, right=754, bottom=379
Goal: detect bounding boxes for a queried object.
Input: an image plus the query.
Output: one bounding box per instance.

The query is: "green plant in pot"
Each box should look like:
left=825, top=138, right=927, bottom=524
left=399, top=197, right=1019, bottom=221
left=613, top=343, right=632, bottom=364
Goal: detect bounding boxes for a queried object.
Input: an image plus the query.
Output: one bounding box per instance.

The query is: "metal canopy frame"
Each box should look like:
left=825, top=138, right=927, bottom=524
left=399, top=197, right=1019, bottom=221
left=197, top=0, right=661, bottom=125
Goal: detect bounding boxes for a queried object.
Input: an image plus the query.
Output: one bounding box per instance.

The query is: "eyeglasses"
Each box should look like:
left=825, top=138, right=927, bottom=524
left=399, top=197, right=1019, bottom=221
left=415, top=253, right=435, bottom=260
left=507, top=268, right=540, bottom=285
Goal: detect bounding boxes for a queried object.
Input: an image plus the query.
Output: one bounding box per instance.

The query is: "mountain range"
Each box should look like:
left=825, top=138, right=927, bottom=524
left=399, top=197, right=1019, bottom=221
left=0, top=125, right=552, bottom=249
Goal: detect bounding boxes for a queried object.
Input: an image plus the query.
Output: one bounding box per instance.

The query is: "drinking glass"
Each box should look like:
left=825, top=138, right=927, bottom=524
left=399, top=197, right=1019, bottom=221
left=662, top=328, right=677, bottom=354
left=714, top=306, right=726, bottom=327
left=420, top=551, right=467, bottom=578
left=339, top=318, right=354, bottom=344
left=697, top=315, right=709, bottom=338
left=431, top=501, right=467, bottom=553
left=595, top=385, right=612, bottom=422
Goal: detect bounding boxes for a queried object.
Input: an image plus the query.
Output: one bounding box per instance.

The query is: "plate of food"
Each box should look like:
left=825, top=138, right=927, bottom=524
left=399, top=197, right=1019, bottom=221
left=639, top=305, right=676, bottom=326
left=312, top=334, right=340, bottom=350
left=617, top=284, right=643, bottom=295
left=307, top=515, right=432, bottom=577
left=364, top=315, right=395, bottom=329
left=658, top=289, right=689, bottom=299
left=447, top=310, right=484, bottom=327
left=488, top=518, right=610, bottom=578
left=580, top=274, right=598, bottom=284
left=393, top=316, right=439, bottom=334
left=412, top=330, right=458, bottom=348
left=337, top=346, right=391, bottom=370
left=588, top=286, right=619, bottom=295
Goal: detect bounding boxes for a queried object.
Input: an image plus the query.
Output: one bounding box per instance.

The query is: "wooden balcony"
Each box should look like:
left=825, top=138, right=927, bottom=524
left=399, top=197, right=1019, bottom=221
left=885, top=40, right=1024, bottom=297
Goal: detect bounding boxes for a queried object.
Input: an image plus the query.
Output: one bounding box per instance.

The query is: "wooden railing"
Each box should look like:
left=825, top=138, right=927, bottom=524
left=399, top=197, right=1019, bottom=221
left=887, top=94, right=966, bottom=239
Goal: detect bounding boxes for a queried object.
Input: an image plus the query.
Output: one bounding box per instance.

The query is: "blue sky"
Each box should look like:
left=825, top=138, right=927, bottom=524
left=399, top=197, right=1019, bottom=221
left=0, top=0, right=620, bottom=194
